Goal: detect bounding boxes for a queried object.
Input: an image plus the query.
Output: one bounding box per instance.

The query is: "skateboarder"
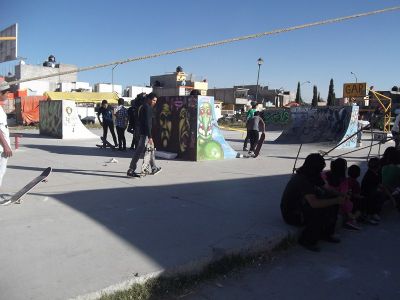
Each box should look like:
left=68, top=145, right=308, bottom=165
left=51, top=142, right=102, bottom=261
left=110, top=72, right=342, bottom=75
left=127, top=93, right=162, bottom=177
left=246, top=111, right=265, bottom=157
left=0, top=83, right=13, bottom=205
left=243, top=102, right=257, bottom=151
left=97, top=100, right=118, bottom=148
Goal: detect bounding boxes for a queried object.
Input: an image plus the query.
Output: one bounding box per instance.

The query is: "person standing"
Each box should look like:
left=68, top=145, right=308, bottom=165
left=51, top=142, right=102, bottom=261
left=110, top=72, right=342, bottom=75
left=246, top=111, right=265, bottom=156
left=243, top=102, right=257, bottom=151
left=127, top=93, right=161, bottom=177
left=0, top=83, right=13, bottom=205
left=97, top=100, right=118, bottom=148
left=114, top=98, right=128, bottom=151
left=127, top=99, right=136, bottom=149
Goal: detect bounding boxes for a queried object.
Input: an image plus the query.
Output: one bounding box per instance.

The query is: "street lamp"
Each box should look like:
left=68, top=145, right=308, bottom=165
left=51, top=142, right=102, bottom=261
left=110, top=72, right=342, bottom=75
left=255, top=57, right=264, bottom=103
left=350, top=72, right=358, bottom=83
left=112, top=63, right=120, bottom=93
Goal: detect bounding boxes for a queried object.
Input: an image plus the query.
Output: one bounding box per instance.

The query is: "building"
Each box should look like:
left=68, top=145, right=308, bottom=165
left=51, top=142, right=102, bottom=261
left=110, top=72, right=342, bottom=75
left=5, top=57, right=78, bottom=95
left=150, top=66, right=208, bottom=97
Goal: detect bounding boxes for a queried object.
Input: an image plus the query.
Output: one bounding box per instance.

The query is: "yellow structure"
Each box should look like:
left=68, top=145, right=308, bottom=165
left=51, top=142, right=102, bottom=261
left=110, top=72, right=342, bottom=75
left=369, top=89, right=392, bottom=132
left=44, top=92, right=119, bottom=104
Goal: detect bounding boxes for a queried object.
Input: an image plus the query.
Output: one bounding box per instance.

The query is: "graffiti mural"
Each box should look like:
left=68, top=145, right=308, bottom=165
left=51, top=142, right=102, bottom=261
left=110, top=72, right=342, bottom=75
left=261, top=108, right=291, bottom=131
left=40, top=100, right=98, bottom=139
left=337, top=106, right=359, bottom=149
left=276, top=106, right=355, bottom=144
left=39, top=100, right=63, bottom=138
left=197, top=96, right=237, bottom=161
left=153, top=96, right=238, bottom=161
left=153, top=96, right=198, bottom=160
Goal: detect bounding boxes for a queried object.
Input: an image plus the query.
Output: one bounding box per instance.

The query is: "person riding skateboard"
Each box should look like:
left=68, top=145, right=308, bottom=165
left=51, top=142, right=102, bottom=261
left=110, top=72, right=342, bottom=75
left=246, top=111, right=265, bottom=157
left=127, top=93, right=162, bottom=177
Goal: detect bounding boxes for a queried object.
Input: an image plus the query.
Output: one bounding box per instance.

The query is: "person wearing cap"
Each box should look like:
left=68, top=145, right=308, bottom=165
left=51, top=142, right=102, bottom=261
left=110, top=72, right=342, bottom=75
left=0, top=83, right=13, bottom=205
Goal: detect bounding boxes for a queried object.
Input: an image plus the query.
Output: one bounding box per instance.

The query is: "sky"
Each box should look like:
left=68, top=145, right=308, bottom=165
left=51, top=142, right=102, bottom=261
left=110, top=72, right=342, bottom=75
left=1, top=0, right=400, bottom=101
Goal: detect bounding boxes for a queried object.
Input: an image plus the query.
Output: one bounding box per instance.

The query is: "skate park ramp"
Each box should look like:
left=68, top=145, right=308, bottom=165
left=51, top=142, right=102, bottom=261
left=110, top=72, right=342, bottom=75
left=275, top=106, right=359, bottom=148
left=39, top=100, right=98, bottom=139
left=153, top=96, right=238, bottom=161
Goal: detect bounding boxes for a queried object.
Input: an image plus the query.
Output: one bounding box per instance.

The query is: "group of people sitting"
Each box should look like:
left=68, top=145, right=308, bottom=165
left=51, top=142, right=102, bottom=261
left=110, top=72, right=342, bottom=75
left=280, top=147, right=400, bottom=252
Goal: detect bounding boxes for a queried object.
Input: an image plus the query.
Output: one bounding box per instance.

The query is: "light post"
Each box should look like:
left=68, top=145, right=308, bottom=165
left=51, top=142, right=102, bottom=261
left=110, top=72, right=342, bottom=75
left=255, top=57, right=264, bottom=103
left=112, top=64, right=120, bottom=93
left=351, top=71, right=358, bottom=83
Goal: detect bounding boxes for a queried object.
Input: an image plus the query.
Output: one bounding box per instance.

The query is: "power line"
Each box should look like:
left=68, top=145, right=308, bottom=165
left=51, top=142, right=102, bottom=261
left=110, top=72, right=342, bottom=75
left=2, top=6, right=400, bottom=88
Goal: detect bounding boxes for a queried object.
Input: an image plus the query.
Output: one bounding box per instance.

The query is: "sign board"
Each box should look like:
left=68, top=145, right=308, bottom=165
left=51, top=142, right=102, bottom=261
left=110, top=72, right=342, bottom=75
left=343, top=82, right=367, bottom=98
left=0, top=24, right=18, bottom=63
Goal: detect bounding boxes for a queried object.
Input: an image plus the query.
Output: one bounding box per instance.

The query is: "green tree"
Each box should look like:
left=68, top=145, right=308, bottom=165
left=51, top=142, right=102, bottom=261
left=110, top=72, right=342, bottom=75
left=295, top=81, right=302, bottom=104
left=312, top=85, right=318, bottom=107
left=327, top=78, right=336, bottom=106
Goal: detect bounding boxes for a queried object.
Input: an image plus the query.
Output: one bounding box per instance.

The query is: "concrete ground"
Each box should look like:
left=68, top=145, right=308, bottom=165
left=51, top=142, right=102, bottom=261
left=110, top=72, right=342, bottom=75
left=0, top=128, right=392, bottom=300
left=186, top=210, right=400, bottom=300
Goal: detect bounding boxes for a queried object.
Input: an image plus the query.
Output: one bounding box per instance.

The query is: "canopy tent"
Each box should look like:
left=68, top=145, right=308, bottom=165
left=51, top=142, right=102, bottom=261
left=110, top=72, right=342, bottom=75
left=44, top=92, right=119, bottom=104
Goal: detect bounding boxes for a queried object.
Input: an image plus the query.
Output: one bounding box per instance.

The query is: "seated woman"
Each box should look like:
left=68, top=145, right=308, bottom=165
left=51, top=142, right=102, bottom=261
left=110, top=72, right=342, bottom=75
left=322, top=158, right=361, bottom=230
left=281, top=153, right=345, bottom=252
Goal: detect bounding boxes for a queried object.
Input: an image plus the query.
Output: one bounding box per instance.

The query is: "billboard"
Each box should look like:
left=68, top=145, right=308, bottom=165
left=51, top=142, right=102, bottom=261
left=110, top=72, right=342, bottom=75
left=343, top=82, right=367, bottom=98
left=0, top=24, right=18, bottom=63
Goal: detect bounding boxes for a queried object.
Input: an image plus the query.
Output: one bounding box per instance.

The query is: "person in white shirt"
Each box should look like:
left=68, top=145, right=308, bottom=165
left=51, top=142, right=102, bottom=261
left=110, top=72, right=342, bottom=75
left=392, top=112, right=400, bottom=149
left=0, top=83, right=13, bottom=205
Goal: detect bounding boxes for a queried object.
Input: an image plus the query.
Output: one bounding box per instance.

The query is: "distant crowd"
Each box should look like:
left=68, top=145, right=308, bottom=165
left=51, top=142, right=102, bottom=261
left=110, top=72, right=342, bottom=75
left=281, top=147, right=400, bottom=252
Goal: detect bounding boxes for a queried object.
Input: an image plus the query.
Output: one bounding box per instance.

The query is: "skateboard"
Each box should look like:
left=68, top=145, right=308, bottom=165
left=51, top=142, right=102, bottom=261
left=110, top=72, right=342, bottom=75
left=97, top=137, right=116, bottom=149
left=6, top=167, right=52, bottom=205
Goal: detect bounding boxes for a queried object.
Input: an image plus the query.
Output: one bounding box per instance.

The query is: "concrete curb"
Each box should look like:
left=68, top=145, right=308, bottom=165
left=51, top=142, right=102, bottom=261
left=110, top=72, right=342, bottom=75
left=71, top=227, right=299, bottom=300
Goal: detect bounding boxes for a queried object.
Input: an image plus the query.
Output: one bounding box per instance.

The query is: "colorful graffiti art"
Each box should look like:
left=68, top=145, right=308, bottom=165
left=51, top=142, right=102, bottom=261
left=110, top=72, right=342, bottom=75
left=337, top=106, right=359, bottom=149
left=153, top=96, right=237, bottom=161
left=153, top=96, right=197, bottom=160
left=39, top=100, right=63, bottom=138
left=197, top=96, right=237, bottom=161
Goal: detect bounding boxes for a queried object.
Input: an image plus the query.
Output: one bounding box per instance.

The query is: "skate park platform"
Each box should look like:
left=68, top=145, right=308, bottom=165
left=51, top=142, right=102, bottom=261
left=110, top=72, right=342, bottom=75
left=265, top=106, right=359, bottom=149
left=0, top=127, right=393, bottom=300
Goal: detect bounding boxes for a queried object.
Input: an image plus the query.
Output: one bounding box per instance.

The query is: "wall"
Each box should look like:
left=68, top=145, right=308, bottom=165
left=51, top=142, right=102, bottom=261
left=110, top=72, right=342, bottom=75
left=152, top=96, right=198, bottom=160
left=276, top=106, right=356, bottom=144
left=16, top=63, right=77, bottom=83
left=152, top=96, right=238, bottom=161
left=39, top=100, right=63, bottom=138
left=261, top=108, right=291, bottom=131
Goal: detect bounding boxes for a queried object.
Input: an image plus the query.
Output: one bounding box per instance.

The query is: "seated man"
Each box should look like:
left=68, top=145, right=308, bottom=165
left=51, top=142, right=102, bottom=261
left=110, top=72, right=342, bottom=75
left=280, top=153, right=345, bottom=252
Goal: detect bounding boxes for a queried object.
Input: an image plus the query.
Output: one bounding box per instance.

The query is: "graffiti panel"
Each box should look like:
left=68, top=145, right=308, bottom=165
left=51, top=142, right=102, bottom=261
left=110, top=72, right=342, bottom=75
left=39, top=101, right=63, bottom=138
left=261, top=108, right=291, bottom=131
left=153, top=96, right=198, bottom=160
left=337, top=106, right=359, bottom=149
left=276, top=106, right=355, bottom=144
left=197, top=96, right=237, bottom=161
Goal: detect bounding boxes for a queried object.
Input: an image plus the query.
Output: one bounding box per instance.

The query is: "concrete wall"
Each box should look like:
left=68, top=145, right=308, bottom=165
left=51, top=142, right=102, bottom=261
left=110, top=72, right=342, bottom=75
left=126, top=86, right=153, bottom=98
left=94, top=83, right=122, bottom=96
left=15, top=63, right=77, bottom=83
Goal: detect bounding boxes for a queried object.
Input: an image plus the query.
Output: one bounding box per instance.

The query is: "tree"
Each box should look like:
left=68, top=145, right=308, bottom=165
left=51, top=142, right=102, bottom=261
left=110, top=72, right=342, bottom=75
left=312, top=85, right=318, bottom=107
left=295, top=81, right=302, bottom=104
left=327, top=78, right=336, bottom=106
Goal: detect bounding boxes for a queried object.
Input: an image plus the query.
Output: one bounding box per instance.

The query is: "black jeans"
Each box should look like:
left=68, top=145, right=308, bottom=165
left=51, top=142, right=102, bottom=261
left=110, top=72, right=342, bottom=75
left=243, top=130, right=250, bottom=149
left=102, top=122, right=117, bottom=146
left=299, top=205, right=338, bottom=245
left=116, top=126, right=126, bottom=150
left=249, top=130, right=259, bottom=151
